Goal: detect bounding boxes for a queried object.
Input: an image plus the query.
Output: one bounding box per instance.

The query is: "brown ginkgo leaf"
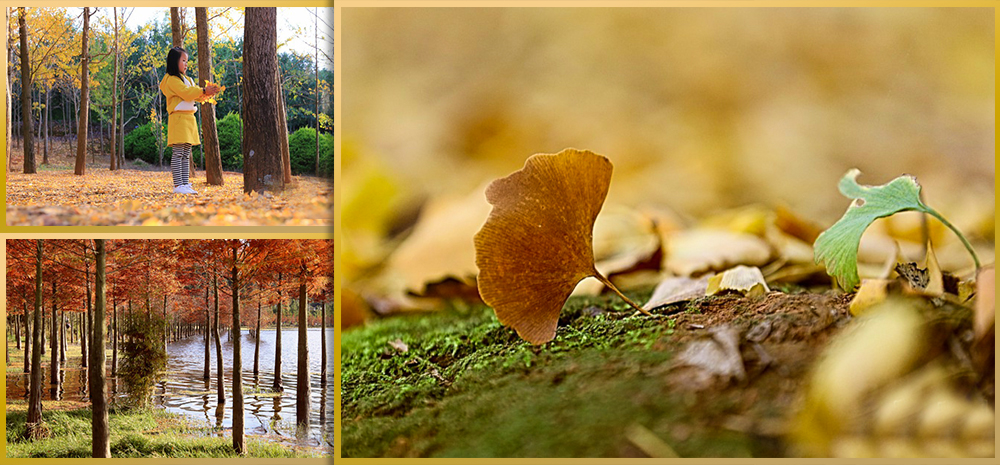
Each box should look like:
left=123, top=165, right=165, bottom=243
left=474, top=148, right=648, bottom=345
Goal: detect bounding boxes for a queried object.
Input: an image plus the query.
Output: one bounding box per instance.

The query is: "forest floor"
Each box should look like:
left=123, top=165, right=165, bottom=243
left=5, top=146, right=332, bottom=226
left=340, top=287, right=992, bottom=458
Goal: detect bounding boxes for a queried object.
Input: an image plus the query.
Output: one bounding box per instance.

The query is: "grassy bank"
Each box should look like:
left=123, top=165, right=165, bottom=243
left=341, top=289, right=854, bottom=457
left=6, top=400, right=324, bottom=458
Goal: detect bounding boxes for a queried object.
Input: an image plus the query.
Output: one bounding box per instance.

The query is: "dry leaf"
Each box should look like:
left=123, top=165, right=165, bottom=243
left=386, top=186, right=491, bottom=296
left=849, top=279, right=898, bottom=316
left=643, top=276, right=709, bottom=311
left=474, top=148, right=645, bottom=345
left=675, top=324, right=746, bottom=384
left=666, top=229, right=772, bottom=276
left=707, top=265, right=771, bottom=297
left=974, top=266, right=995, bottom=342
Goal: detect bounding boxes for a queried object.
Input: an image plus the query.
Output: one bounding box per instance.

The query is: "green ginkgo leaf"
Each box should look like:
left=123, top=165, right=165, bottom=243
left=814, top=169, right=980, bottom=291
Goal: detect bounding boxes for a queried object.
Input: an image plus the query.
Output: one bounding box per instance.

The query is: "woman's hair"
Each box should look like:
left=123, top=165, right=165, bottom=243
left=165, top=46, right=187, bottom=78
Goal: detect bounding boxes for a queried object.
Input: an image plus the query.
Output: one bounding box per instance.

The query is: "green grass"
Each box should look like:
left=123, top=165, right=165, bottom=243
left=5, top=404, right=325, bottom=458
left=339, top=290, right=764, bottom=457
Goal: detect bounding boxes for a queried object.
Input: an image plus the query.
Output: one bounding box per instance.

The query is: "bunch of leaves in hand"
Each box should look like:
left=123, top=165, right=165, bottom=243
left=813, top=169, right=981, bottom=291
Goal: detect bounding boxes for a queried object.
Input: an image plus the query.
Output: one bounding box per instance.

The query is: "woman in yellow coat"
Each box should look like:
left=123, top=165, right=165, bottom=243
left=159, top=46, right=220, bottom=194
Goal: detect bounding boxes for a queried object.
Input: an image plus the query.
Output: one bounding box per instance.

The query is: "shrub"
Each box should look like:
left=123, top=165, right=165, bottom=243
left=288, top=127, right=335, bottom=176
left=118, top=312, right=168, bottom=408
left=216, top=112, right=244, bottom=170
left=123, top=122, right=164, bottom=165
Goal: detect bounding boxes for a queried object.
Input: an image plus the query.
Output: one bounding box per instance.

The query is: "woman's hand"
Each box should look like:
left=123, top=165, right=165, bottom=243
left=204, top=84, right=221, bottom=96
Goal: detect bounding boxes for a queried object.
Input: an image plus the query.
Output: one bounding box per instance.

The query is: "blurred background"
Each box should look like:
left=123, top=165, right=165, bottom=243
left=340, top=8, right=995, bottom=318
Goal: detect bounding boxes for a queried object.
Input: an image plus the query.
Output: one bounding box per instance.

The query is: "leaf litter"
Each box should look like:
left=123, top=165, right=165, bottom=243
left=6, top=169, right=331, bottom=226
left=343, top=152, right=994, bottom=457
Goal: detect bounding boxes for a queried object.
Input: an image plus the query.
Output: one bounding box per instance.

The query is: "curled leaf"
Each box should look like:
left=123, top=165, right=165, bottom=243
left=474, top=148, right=644, bottom=345
left=815, top=169, right=980, bottom=291
left=706, top=265, right=771, bottom=297
left=814, top=170, right=927, bottom=291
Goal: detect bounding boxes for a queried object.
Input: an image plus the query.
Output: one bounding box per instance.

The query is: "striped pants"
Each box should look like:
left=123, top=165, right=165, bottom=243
left=170, top=143, right=191, bottom=187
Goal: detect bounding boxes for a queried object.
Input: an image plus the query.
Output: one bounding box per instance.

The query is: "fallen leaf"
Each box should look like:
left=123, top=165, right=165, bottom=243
left=706, top=265, right=771, bottom=297
left=386, top=186, right=491, bottom=297
left=474, top=148, right=646, bottom=345
left=388, top=338, right=409, bottom=353
left=675, top=324, right=746, bottom=384
left=642, top=276, right=709, bottom=311
left=666, top=229, right=772, bottom=276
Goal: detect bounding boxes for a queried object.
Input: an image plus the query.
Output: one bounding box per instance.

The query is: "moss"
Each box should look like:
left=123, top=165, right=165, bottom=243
left=341, top=289, right=765, bottom=457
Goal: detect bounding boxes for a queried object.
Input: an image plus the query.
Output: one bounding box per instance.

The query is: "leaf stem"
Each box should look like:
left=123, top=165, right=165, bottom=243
left=593, top=271, right=651, bottom=316
left=922, top=206, right=981, bottom=270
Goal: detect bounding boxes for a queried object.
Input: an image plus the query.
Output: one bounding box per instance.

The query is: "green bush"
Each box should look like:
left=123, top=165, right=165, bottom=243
left=118, top=312, right=167, bottom=409
left=123, top=122, right=164, bottom=165
left=217, top=112, right=244, bottom=170
left=288, top=127, right=334, bottom=176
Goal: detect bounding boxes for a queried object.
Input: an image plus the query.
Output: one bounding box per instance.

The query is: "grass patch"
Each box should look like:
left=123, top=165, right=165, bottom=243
left=6, top=405, right=324, bottom=458
left=339, top=290, right=751, bottom=457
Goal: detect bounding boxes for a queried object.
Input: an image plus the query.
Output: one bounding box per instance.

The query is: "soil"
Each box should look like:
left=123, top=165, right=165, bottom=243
left=340, top=286, right=990, bottom=458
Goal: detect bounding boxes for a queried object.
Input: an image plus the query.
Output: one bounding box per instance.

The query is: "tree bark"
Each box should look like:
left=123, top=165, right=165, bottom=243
left=6, top=7, right=11, bottom=175
left=276, top=65, right=291, bottom=184
left=196, top=7, right=224, bottom=185
left=231, top=247, right=246, bottom=454
left=254, top=296, right=261, bottom=378
left=296, top=278, right=310, bottom=426
left=203, top=285, right=210, bottom=380
left=321, top=300, right=327, bottom=386
left=23, top=303, right=30, bottom=373
left=50, top=281, right=59, bottom=390
left=42, top=88, right=49, bottom=164
left=273, top=280, right=283, bottom=392
left=90, top=240, right=110, bottom=457
left=314, top=7, right=320, bottom=175
left=110, top=8, right=118, bottom=171
left=242, top=8, right=283, bottom=194
left=18, top=8, right=35, bottom=174
left=74, top=8, right=91, bottom=176
left=25, top=240, right=44, bottom=438
left=213, top=273, right=225, bottom=404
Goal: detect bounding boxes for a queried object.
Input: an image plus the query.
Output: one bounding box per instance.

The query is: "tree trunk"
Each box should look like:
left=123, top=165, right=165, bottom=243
left=25, top=240, right=44, bottom=438
left=110, top=8, right=118, bottom=171
left=42, top=88, right=49, bottom=164
left=50, top=281, right=59, bottom=389
left=321, top=301, right=327, bottom=386
left=74, top=8, right=91, bottom=176
left=273, top=281, right=283, bottom=391
left=23, top=303, right=30, bottom=373
left=18, top=8, right=35, bottom=174
left=111, top=300, right=117, bottom=376
left=203, top=285, right=210, bottom=380
left=213, top=274, right=225, bottom=404
left=296, top=278, right=310, bottom=426
left=276, top=65, right=291, bottom=184
left=242, top=8, right=283, bottom=194
left=314, top=7, right=320, bottom=175
left=254, top=296, right=261, bottom=378
left=82, top=256, right=90, bottom=368
left=6, top=7, right=11, bottom=175
left=90, top=240, right=110, bottom=457
left=196, top=7, right=224, bottom=186
left=231, top=247, right=246, bottom=454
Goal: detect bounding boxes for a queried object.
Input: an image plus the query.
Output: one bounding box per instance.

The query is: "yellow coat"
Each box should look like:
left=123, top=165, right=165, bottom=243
left=159, top=74, right=205, bottom=146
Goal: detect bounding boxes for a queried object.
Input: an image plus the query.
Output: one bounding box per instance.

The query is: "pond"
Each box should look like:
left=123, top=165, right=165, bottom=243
left=7, top=328, right=334, bottom=454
